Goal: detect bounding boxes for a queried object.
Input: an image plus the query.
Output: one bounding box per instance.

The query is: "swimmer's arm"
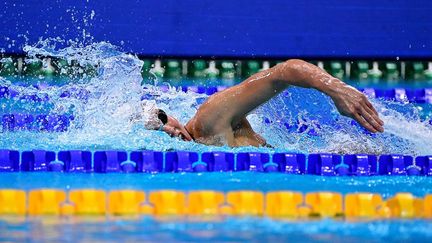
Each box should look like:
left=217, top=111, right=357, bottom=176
left=274, top=59, right=384, bottom=133
left=198, top=59, right=383, bottom=133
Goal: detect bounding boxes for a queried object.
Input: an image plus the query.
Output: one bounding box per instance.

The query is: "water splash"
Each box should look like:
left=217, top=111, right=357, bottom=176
left=1, top=39, right=432, bottom=155
left=1, top=39, right=210, bottom=151
left=255, top=88, right=432, bottom=155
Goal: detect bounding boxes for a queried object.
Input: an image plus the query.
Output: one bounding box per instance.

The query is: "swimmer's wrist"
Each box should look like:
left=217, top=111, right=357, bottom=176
left=315, top=77, right=345, bottom=98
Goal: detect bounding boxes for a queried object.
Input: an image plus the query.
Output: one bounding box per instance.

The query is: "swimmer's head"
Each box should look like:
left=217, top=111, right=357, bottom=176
left=148, top=109, right=193, bottom=141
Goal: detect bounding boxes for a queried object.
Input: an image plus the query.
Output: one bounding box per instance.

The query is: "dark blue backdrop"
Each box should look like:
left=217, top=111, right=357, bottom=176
left=1, top=0, right=431, bottom=58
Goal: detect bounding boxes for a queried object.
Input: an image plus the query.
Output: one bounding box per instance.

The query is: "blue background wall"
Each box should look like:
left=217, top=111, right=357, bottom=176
left=1, top=0, right=431, bottom=58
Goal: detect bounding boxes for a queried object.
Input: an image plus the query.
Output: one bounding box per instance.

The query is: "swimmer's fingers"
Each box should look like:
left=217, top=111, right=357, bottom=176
left=359, top=94, right=384, bottom=126
left=362, top=104, right=384, bottom=127
left=364, top=98, right=381, bottom=119
left=359, top=106, right=384, bottom=132
left=353, top=113, right=378, bottom=133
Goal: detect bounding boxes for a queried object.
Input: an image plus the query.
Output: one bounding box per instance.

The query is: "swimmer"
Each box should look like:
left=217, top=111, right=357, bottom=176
left=147, top=59, right=384, bottom=147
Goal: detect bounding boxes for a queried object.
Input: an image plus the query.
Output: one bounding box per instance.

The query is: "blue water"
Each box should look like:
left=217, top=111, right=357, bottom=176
left=2, top=85, right=432, bottom=155
left=1, top=172, right=431, bottom=198
left=0, top=173, right=431, bottom=242
left=1, top=217, right=431, bottom=242
left=1, top=41, right=431, bottom=155
left=1, top=41, right=432, bottom=242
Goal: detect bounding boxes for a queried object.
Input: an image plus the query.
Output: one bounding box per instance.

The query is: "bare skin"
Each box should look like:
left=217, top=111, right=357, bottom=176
left=159, top=59, right=384, bottom=147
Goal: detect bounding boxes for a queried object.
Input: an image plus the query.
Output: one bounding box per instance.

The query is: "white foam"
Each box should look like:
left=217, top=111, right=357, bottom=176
left=1, top=39, right=431, bottom=154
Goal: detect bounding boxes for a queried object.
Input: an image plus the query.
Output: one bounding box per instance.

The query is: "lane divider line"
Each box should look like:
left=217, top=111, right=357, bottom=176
left=1, top=150, right=431, bottom=176
left=0, top=189, right=430, bottom=219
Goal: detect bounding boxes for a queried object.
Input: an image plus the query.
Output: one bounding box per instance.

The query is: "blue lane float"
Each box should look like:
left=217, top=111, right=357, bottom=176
left=1, top=149, right=431, bottom=176
left=1, top=114, right=73, bottom=132
left=181, top=86, right=221, bottom=96
left=93, top=151, right=129, bottom=173
left=130, top=150, right=164, bottom=173
left=59, top=87, right=90, bottom=100
left=1, top=113, right=331, bottom=136
left=201, top=152, right=235, bottom=172
left=21, top=150, right=56, bottom=171
left=359, top=88, right=432, bottom=103
left=165, top=151, right=200, bottom=172
left=308, top=154, right=344, bottom=176
left=2, top=86, right=432, bottom=135
left=405, top=89, right=427, bottom=103
left=343, top=154, right=378, bottom=176
left=0, top=149, right=19, bottom=172
left=0, top=86, right=19, bottom=99
left=58, top=150, right=92, bottom=172
left=0, top=85, right=89, bottom=101
left=378, top=154, right=414, bottom=175
left=3, top=85, right=432, bottom=104
left=2, top=114, right=34, bottom=131
left=273, top=153, right=305, bottom=174
left=0, top=86, right=8, bottom=98
left=415, top=156, right=432, bottom=176
left=148, top=86, right=432, bottom=104
left=237, top=152, right=273, bottom=172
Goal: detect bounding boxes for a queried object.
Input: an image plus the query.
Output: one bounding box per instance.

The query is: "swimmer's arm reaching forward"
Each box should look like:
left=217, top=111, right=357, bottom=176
left=195, top=59, right=384, bottom=133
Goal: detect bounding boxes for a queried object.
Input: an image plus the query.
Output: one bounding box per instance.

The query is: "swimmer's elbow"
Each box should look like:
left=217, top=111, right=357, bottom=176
left=274, top=59, right=307, bottom=85
left=275, top=59, right=326, bottom=89
left=283, top=59, right=310, bottom=78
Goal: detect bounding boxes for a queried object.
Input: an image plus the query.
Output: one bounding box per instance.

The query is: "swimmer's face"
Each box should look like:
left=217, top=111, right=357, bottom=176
left=161, top=115, right=193, bottom=141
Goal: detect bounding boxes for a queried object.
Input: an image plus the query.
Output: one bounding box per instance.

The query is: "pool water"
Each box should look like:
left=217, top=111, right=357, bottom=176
left=1, top=217, right=431, bottom=242
left=0, top=173, right=431, bottom=242
left=1, top=173, right=431, bottom=197
left=1, top=40, right=432, bottom=242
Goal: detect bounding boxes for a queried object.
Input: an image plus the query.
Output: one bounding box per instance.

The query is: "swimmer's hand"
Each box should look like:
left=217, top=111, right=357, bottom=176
left=274, top=59, right=384, bottom=133
left=328, top=83, right=384, bottom=133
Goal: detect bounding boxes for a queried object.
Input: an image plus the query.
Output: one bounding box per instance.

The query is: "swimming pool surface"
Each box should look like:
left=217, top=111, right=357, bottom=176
left=1, top=41, right=432, bottom=242
left=0, top=173, right=431, bottom=242
left=1, top=172, right=431, bottom=197
left=1, top=217, right=431, bottom=242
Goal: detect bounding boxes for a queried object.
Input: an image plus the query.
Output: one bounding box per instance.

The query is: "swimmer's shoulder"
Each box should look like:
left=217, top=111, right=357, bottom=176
left=190, top=105, right=231, bottom=133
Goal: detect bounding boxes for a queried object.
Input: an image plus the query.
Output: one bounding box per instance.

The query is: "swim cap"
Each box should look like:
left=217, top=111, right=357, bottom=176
left=126, top=100, right=169, bottom=130
left=142, top=107, right=164, bottom=130
left=157, top=109, right=168, bottom=124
